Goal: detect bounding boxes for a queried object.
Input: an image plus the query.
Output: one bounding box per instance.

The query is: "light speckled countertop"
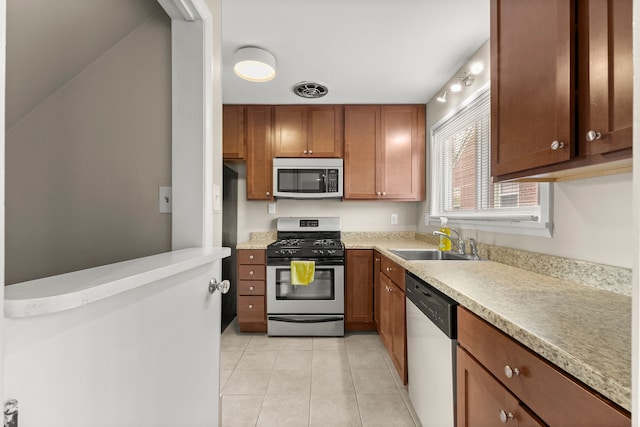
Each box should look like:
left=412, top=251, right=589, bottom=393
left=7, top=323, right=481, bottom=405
left=237, top=235, right=631, bottom=411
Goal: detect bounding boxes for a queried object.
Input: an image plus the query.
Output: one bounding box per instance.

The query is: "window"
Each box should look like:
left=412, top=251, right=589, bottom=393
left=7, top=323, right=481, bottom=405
left=430, top=87, right=552, bottom=236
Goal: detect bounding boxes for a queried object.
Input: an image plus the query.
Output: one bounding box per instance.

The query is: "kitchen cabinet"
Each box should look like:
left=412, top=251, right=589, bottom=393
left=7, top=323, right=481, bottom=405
left=237, top=249, right=267, bottom=332
left=344, top=105, right=425, bottom=201
left=491, top=0, right=632, bottom=181
left=373, top=252, right=382, bottom=330
left=222, top=105, right=246, bottom=160
left=274, top=105, right=343, bottom=158
left=457, top=307, right=630, bottom=426
left=457, top=347, right=544, bottom=427
left=345, top=250, right=375, bottom=331
left=246, top=106, right=274, bottom=200
left=377, top=255, right=407, bottom=384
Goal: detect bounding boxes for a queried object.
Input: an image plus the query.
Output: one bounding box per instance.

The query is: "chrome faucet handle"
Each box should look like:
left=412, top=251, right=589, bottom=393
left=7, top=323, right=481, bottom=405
left=468, top=238, right=480, bottom=260
left=449, top=228, right=465, bottom=255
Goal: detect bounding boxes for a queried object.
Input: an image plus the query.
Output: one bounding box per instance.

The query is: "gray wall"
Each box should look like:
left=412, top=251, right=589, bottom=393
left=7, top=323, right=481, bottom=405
left=418, top=40, right=634, bottom=269
left=5, top=12, right=172, bottom=284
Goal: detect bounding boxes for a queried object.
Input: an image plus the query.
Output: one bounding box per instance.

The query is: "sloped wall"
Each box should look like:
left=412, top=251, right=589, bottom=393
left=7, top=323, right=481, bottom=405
left=5, top=12, right=172, bottom=284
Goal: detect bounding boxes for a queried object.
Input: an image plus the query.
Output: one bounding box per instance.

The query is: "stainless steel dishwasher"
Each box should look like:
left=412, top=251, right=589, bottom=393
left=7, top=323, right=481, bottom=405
left=405, top=272, right=458, bottom=427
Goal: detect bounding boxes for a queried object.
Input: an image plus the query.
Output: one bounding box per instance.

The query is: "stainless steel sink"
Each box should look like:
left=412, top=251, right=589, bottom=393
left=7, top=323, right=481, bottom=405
left=389, top=249, right=480, bottom=261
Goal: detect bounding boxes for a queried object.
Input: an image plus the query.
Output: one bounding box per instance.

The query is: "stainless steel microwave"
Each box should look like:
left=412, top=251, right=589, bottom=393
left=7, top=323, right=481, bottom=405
left=273, top=158, right=343, bottom=199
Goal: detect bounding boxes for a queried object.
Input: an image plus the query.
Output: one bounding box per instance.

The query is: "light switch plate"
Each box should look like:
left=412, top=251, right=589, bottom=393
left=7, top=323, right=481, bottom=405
left=159, top=186, right=172, bottom=213
left=268, top=202, right=277, bottom=214
left=391, top=213, right=398, bottom=224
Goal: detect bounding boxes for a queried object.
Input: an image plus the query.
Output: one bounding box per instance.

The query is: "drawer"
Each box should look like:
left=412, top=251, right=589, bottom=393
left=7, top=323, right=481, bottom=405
left=237, top=296, right=265, bottom=323
left=457, top=307, right=630, bottom=426
left=238, top=280, right=265, bottom=296
left=238, top=264, right=265, bottom=281
left=380, top=255, right=405, bottom=290
left=238, top=249, right=266, bottom=265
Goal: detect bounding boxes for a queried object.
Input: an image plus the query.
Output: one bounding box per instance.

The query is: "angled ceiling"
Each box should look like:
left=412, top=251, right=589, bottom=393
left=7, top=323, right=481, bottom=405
left=6, top=0, right=161, bottom=129
left=221, top=0, right=490, bottom=105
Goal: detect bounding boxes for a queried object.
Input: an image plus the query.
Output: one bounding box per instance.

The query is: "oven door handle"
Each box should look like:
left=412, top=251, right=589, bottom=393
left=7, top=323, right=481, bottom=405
left=268, top=316, right=344, bottom=324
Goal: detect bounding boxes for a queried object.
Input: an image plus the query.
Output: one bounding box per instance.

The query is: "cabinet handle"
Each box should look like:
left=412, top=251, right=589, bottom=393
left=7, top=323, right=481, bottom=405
left=249, top=271, right=254, bottom=276
left=249, top=304, right=253, bottom=309
left=249, top=286, right=254, bottom=291
left=377, top=192, right=381, bottom=196
left=266, top=191, right=270, bottom=197
left=303, top=150, right=308, bottom=154
left=550, top=140, right=564, bottom=150
left=499, top=409, right=514, bottom=423
left=309, top=150, right=313, bottom=154
left=504, top=365, right=520, bottom=378
left=249, top=255, right=254, bottom=260
left=586, top=130, right=602, bottom=141
left=382, top=192, right=386, bottom=196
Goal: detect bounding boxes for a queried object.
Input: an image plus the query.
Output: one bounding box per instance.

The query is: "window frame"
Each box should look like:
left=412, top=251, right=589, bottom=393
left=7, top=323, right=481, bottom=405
left=428, top=84, right=553, bottom=237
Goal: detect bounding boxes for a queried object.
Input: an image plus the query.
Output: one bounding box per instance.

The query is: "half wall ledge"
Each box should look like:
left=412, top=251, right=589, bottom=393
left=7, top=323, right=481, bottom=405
left=4, top=247, right=231, bottom=318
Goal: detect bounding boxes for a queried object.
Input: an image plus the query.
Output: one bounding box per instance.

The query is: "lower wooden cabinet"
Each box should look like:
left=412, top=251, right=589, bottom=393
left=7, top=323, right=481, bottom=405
left=345, top=250, right=375, bottom=331
left=457, top=347, right=544, bottom=427
left=237, top=249, right=267, bottom=332
left=377, top=254, right=407, bottom=384
left=457, top=307, right=630, bottom=426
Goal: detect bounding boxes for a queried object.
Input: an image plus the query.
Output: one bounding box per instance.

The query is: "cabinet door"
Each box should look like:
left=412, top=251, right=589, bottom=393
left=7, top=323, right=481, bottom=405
left=307, top=105, right=343, bottom=157
left=246, top=106, right=273, bottom=200
left=373, top=252, right=382, bottom=329
left=222, top=105, right=246, bottom=160
left=345, top=250, right=374, bottom=330
left=491, top=0, right=574, bottom=177
left=389, top=280, right=406, bottom=384
left=344, top=106, right=380, bottom=199
left=378, top=273, right=393, bottom=350
left=379, top=105, right=425, bottom=201
left=578, top=0, right=632, bottom=155
left=457, top=347, right=544, bottom=427
left=274, top=106, right=307, bottom=157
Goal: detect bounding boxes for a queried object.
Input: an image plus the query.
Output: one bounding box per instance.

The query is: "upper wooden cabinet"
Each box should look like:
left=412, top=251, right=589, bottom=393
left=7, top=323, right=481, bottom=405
left=245, top=106, right=274, bottom=200
left=274, top=105, right=343, bottom=158
left=344, top=105, right=425, bottom=201
left=222, top=105, right=246, bottom=160
left=491, top=0, right=632, bottom=181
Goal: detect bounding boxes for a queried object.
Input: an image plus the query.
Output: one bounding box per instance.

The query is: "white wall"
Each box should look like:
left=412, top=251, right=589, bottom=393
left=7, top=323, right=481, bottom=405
left=418, top=40, right=634, bottom=269
left=229, top=164, right=418, bottom=242
left=4, top=262, right=221, bottom=427
left=5, top=12, right=172, bottom=284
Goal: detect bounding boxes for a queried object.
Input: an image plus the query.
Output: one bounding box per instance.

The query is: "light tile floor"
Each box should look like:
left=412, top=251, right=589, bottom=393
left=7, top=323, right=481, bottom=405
left=220, top=319, right=421, bottom=427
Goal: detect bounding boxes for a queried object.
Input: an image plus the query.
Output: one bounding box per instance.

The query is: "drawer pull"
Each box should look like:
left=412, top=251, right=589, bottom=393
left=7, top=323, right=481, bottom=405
left=249, top=254, right=254, bottom=260
left=550, top=140, right=564, bottom=150
left=249, top=286, right=254, bottom=291
left=249, top=271, right=254, bottom=276
left=504, top=365, right=520, bottom=378
left=249, top=304, right=253, bottom=309
left=499, top=409, right=514, bottom=423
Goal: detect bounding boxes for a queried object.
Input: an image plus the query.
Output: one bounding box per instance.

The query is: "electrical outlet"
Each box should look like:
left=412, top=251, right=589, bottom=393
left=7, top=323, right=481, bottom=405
left=159, top=186, right=172, bottom=213
left=268, top=202, right=277, bottom=214
left=425, top=213, right=429, bottom=225
left=391, top=213, right=398, bottom=225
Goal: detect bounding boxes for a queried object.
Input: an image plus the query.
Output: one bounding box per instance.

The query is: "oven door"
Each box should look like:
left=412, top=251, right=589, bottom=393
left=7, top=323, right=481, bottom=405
left=266, top=258, right=344, bottom=315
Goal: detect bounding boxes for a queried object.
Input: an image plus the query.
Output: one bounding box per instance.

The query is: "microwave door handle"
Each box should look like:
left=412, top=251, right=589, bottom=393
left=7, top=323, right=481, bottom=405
left=321, top=172, right=326, bottom=190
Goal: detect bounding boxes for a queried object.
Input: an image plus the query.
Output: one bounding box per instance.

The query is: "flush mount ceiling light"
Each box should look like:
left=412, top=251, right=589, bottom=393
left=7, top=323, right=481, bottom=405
left=233, top=47, right=276, bottom=82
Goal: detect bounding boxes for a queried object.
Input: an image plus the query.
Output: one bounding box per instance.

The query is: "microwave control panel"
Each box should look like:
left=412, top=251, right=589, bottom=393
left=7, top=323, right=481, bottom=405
left=327, top=169, right=339, bottom=193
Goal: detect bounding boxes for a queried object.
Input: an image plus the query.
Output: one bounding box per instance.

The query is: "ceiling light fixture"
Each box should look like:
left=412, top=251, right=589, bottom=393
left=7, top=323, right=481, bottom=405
left=233, top=47, right=276, bottom=82
left=436, top=89, right=450, bottom=103
left=438, top=61, right=484, bottom=103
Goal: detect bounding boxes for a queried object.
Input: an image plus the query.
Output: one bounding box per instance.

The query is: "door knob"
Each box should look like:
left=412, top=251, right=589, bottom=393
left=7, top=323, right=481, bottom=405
left=209, top=278, right=231, bottom=294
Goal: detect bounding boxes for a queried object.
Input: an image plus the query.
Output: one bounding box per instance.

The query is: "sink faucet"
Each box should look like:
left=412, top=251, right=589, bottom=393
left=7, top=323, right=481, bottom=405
left=468, top=238, right=480, bottom=260
left=433, top=228, right=466, bottom=255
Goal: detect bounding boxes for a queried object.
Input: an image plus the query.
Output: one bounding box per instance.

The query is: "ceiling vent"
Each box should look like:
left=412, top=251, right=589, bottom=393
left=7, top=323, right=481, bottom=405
left=293, top=81, right=329, bottom=99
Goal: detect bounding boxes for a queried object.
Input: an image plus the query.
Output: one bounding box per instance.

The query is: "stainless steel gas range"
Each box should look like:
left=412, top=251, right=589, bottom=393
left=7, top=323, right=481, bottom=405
left=266, top=217, right=345, bottom=337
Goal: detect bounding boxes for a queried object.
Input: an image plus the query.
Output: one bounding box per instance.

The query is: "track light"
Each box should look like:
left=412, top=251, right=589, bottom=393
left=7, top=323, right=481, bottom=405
left=437, top=61, right=484, bottom=103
